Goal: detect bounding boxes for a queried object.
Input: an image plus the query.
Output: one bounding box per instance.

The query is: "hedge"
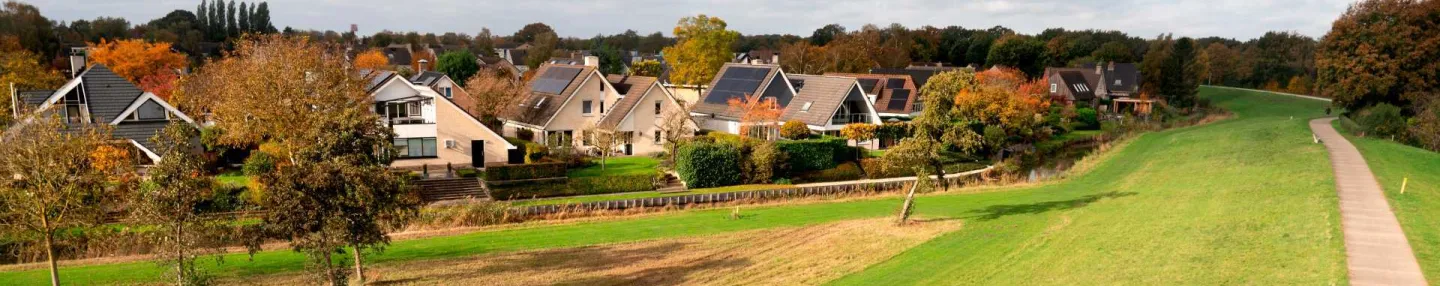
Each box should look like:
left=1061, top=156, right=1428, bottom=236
left=484, top=162, right=567, bottom=181
left=776, top=136, right=857, bottom=173
left=676, top=141, right=742, bottom=188
left=489, top=174, right=658, bottom=200
left=795, top=162, right=864, bottom=183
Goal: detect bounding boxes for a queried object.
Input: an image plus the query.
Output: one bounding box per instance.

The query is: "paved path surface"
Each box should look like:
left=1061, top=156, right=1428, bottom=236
left=1311, top=117, right=1427, bottom=286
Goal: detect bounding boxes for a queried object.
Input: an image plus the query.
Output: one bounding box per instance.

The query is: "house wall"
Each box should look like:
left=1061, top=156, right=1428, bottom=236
left=391, top=97, right=512, bottom=169
left=616, top=85, right=693, bottom=155
left=543, top=72, right=619, bottom=149
left=696, top=115, right=741, bottom=134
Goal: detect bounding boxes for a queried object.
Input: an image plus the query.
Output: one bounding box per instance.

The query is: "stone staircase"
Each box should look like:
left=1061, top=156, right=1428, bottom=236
left=414, top=178, right=487, bottom=202
left=656, top=173, right=687, bottom=193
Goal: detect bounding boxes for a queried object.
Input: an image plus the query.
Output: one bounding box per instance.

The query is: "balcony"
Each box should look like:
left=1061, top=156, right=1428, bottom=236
left=389, top=117, right=434, bottom=125
left=831, top=113, right=870, bottom=125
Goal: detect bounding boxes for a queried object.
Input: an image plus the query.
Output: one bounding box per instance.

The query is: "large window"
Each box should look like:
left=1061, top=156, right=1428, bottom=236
left=133, top=100, right=168, bottom=121
left=393, top=137, right=437, bottom=158
left=581, top=100, right=593, bottom=114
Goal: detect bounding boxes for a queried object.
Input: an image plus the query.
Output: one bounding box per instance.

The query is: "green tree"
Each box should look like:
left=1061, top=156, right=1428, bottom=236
left=1161, top=37, right=1202, bottom=107
left=132, top=123, right=226, bottom=285
left=590, top=43, right=625, bottom=75
left=810, top=23, right=846, bottom=46
left=1091, top=41, right=1135, bottom=63
left=225, top=0, right=236, bottom=38
left=986, top=35, right=1046, bottom=77
left=512, top=22, right=555, bottom=44
left=883, top=70, right=984, bottom=192
left=436, top=50, right=480, bottom=85
left=630, top=59, right=664, bottom=77
left=524, top=31, right=557, bottom=70
left=238, top=1, right=249, bottom=33
left=1139, top=34, right=1173, bottom=96
left=0, top=1, right=60, bottom=56
left=0, top=116, right=121, bottom=286
left=662, top=14, right=740, bottom=89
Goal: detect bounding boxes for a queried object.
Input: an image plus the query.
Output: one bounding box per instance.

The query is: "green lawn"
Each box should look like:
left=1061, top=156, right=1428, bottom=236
left=566, top=156, right=660, bottom=178
left=215, top=170, right=248, bottom=187
left=510, top=184, right=791, bottom=207
left=0, top=87, right=1348, bottom=284
left=1339, top=122, right=1440, bottom=279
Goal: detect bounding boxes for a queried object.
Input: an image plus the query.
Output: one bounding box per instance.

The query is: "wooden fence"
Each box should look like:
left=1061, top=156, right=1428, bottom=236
left=515, top=167, right=991, bottom=216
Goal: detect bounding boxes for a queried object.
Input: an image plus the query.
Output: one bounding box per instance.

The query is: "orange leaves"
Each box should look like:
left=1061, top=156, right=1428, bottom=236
left=953, top=67, right=1049, bottom=133
left=728, top=96, right=782, bottom=139
left=354, top=49, right=388, bottom=71
left=89, top=144, right=134, bottom=175
left=139, top=72, right=179, bottom=101
left=88, top=39, right=187, bottom=85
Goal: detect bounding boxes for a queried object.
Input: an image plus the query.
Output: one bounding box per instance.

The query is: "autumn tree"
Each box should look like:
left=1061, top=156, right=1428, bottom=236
left=512, top=22, right=555, bottom=44
left=1091, top=41, right=1135, bottom=63
left=178, top=35, right=419, bottom=285
left=582, top=122, right=622, bottom=169
left=88, top=39, right=188, bottom=84
left=0, top=116, right=121, bottom=286
left=728, top=96, right=781, bottom=140
left=436, top=50, right=479, bottom=85
left=631, top=59, right=664, bottom=77
left=1316, top=0, right=1440, bottom=112
left=778, top=41, right=831, bottom=74
left=883, top=70, right=983, bottom=192
left=0, top=36, right=64, bottom=126
left=353, top=49, right=388, bottom=71
left=463, top=69, right=528, bottom=130
left=841, top=123, right=879, bottom=172
left=131, top=122, right=226, bottom=285
left=410, top=48, right=435, bottom=72
left=986, top=35, right=1046, bottom=77
left=663, top=14, right=740, bottom=91
left=524, top=31, right=557, bottom=69
left=780, top=120, right=810, bottom=140
left=1201, top=43, right=1236, bottom=85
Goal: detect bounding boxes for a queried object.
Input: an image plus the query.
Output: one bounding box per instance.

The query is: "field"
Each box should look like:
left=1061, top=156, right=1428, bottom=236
left=0, top=87, right=1349, bottom=284
left=1340, top=122, right=1440, bottom=279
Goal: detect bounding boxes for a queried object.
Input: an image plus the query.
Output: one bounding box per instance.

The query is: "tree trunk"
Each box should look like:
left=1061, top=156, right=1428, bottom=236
left=897, top=183, right=918, bottom=224
left=931, top=162, right=948, bottom=191
left=175, top=223, right=185, bottom=284
left=43, top=228, right=59, bottom=286
left=352, top=244, right=365, bottom=285
left=323, top=251, right=338, bottom=286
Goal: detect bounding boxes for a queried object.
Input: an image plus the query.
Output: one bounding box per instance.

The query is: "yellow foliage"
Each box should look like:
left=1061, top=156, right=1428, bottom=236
left=354, top=49, right=389, bottom=71
left=89, top=144, right=133, bottom=175
left=88, top=39, right=187, bottom=84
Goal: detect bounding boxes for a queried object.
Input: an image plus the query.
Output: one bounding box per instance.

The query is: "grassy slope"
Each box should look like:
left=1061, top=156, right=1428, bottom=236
left=566, top=156, right=659, bottom=177
left=830, top=87, right=1345, bottom=285
left=0, top=88, right=1346, bottom=284
left=511, top=184, right=790, bottom=207
left=1340, top=123, right=1440, bottom=279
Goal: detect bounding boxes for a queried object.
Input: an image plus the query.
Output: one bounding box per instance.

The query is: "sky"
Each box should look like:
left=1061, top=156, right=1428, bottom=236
left=34, top=0, right=1355, bottom=41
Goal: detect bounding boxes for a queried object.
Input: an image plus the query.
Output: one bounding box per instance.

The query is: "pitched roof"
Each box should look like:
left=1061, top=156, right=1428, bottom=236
left=383, top=44, right=412, bottom=66
left=693, top=63, right=784, bottom=118
left=16, top=90, right=53, bottom=109
left=1081, top=62, right=1140, bottom=92
left=870, top=66, right=968, bottom=90
left=410, top=71, right=446, bottom=86
left=780, top=74, right=862, bottom=126
left=824, top=73, right=917, bottom=114
left=505, top=63, right=597, bottom=127
left=76, top=65, right=145, bottom=122
left=361, top=69, right=398, bottom=92
left=596, top=75, right=658, bottom=130
left=1057, top=71, right=1096, bottom=101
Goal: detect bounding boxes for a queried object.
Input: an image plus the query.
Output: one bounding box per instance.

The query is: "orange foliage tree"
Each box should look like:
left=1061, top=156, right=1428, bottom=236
left=956, top=67, right=1052, bottom=141
left=727, top=95, right=782, bottom=139
left=88, top=39, right=187, bottom=84
left=353, top=49, right=388, bottom=71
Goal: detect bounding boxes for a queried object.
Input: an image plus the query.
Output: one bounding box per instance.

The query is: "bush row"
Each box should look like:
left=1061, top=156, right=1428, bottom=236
left=485, top=162, right=567, bottom=181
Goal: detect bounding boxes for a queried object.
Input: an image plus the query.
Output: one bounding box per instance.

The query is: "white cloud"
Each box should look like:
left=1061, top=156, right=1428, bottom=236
left=33, top=0, right=1350, bottom=40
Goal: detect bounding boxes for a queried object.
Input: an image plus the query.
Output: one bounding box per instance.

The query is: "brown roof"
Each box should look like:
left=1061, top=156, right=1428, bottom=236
left=824, top=73, right=917, bottom=114
left=694, top=63, right=784, bottom=119
left=597, top=75, right=659, bottom=130
left=505, top=63, right=597, bottom=127
left=780, top=74, right=863, bottom=126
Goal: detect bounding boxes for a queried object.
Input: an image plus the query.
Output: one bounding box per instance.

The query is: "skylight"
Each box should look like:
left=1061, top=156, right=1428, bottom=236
left=801, top=102, right=813, bottom=112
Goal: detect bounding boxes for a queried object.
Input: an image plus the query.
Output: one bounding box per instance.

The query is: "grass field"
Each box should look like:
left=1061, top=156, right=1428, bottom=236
left=215, top=170, right=248, bottom=187
left=1339, top=122, right=1440, bottom=279
left=511, top=184, right=791, bottom=207
left=0, top=87, right=1349, bottom=284
left=567, top=156, right=660, bottom=178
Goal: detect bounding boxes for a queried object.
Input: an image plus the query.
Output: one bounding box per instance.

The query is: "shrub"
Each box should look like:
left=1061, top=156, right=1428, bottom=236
left=776, top=136, right=853, bottom=173
left=1356, top=103, right=1407, bottom=139
left=484, top=162, right=567, bottom=181
left=861, top=158, right=913, bottom=179
left=795, top=162, right=863, bottom=183
left=523, top=142, right=548, bottom=163
left=1074, top=107, right=1099, bottom=130
left=456, top=168, right=480, bottom=178
left=747, top=141, right=785, bottom=183
left=241, top=152, right=275, bottom=176
left=1411, top=99, right=1440, bottom=151
left=676, top=141, right=742, bottom=188
left=780, top=120, right=811, bottom=139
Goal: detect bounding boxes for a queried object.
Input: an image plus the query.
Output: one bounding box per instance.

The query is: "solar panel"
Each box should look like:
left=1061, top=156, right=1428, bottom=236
left=857, top=79, right=880, bottom=93
left=886, top=78, right=906, bottom=89
left=703, top=67, right=770, bottom=104
left=887, top=89, right=911, bottom=111
left=532, top=67, right=582, bottom=94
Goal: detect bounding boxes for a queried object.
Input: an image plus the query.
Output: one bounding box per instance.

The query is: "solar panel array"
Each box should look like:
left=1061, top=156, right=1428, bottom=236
left=703, top=67, right=770, bottom=104
left=886, top=78, right=906, bottom=89
left=857, top=78, right=880, bottom=93
left=533, top=67, right=582, bottom=94
left=887, top=89, right=911, bottom=110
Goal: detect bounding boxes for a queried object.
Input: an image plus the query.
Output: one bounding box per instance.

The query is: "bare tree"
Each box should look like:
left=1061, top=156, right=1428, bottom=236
left=655, top=105, right=695, bottom=160
left=131, top=122, right=228, bottom=285
left=463, top=69, right=528, bottom=130
left=582, top=122, right=621, bottom=170
left=0, top=116, right=124, bottom=286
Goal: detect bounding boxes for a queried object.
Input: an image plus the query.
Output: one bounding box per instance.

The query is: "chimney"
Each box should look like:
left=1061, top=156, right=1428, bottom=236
left=1094, top=63, right=1102, bottom=75
left=69, top=47, right=88, bottom=77
left=584, top=56, right=599, bottom=67
left=418, top=59, right=429, bottom=72
left=1108, top=62, right=1115, bottom=71
left=770, top=54, right=779, bottom=64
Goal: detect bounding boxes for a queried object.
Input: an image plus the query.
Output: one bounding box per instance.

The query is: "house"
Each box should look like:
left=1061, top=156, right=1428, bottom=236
left=1044, top=68, right=1100, bottom=106
left=594, top=74, right=696, bottom=155
left=9, top=60, right=196, bottom=164
left=382, top=44, right=413, bottom=68
left=870, top=65, right=970, bottom=92
left=1079, top=62, right=1141, bottom=99
left=733, top=49, right=779, bottom=65
left=494, top=43, right=531, bottom=72
left=692, top=63, right=881, bottom=140
left=364, top=70, right=515, bottom=169
left=479, top=56, right=522, bottom=80
left=824, top=73, right=920, bottom=119
left=501, top=57, right=621, bottom=150
left=410, top=71, right=486, bottom=120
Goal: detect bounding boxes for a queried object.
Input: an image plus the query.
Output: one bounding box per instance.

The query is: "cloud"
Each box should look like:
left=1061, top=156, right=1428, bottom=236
left=33, top=0, right=1350, bottom=40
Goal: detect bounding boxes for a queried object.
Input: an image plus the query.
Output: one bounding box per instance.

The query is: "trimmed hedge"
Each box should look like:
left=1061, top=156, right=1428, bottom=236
left=1074, top=107, right=1099, bottom=130
left=676, top=141, right=742, bottom=188
left=485, top=162, right=567, bottom=181
left=776, top=136, right=857, bottom=173
left=489, top=174, right=658, bottom=200
left=795, top=162, right=863, bottom=183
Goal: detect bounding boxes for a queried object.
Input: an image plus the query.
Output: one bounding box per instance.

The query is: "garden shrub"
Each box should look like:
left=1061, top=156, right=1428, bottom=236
left=676, top=141, right=742, bottom=188
left=861, top=158, right=914, bottom=179
left=456, top=168, right=480, bottom=178
left=516, top=128, right=535, bottom=141
left=795, top=162, right=863, bottom=183
left=1356, top=103, right=1407, bottom=139
left=523, top=142, right=548, bottom=163
left=776, top=136, right=853, bottom=173
left=484, top=162, right=567, bottom=181
left=1074, top=107, right=1099, bottom=130
left=241, top=152, right=275, bottom=176
left=747, top=141, right=785, bottom=183
left=780, top=120, right=811, bottom=139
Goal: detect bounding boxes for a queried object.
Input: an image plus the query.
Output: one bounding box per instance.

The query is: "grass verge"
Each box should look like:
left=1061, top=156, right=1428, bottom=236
left=567, top=156, right=660, bottom=178
left=1337, top=121, right=1440, bottom=279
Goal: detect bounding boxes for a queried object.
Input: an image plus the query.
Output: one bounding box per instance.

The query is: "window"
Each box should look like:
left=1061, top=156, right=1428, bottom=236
left=443, top=87, right=452, bottom=98
left=582, top=100, right=593, bottom=114
left=1050, top=84, right=1057, bottom=93
left=65, top=105, right=85, bottom=124
left=654, top=130, right=662, bottom=144
left=654, top=100, right=662, bottom=115
left=800, top=102, right=813, bottom=112
left=408, top=102, right=421, bottom=116
left=133, top=100, right=168, bottom=121
left=1114, top=79, right=1122, bottom=85
left=393, top=137, right=438, bottom=158
left=533, top=97, right=546, bottom=108
left=600, top=101, right=605, bottom=114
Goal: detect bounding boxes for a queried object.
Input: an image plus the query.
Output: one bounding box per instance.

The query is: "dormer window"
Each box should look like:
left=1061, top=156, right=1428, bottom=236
left=129, top=100, right=170, bottom=121
left=533, top=97, right=546, bottom=109
left=1114, top=79, right=1122, bottom=86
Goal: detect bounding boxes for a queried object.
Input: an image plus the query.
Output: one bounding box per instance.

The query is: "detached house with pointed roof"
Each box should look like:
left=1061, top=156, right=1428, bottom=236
left=692, top=63, right=880, bottom=139
left=595, top=74, right=695, bottom=155
left=365, top=70, right=515, bottom=169
left=502, top=58, right=621, bottom=150
left=825, top=73, right=920, bottom=119
left=10, top=62, right=196, bottom=164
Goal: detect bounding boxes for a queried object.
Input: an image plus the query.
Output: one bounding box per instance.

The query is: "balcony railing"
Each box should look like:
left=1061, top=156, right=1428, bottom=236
left=389, top=117, right=434, bottom=125
left=831, top=113, right=869, bottom=125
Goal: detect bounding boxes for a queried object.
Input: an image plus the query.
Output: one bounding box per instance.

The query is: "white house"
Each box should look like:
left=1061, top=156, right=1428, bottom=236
left=364, top=70, right=515, bottom=168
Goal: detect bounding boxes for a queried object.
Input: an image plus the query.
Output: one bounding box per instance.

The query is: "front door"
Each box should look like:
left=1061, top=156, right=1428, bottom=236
left=471, top=140, right=484, bottom=167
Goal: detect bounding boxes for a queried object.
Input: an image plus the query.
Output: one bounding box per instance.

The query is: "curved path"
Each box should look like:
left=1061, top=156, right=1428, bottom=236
left=1311, top=117, right=1427, bottom=285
